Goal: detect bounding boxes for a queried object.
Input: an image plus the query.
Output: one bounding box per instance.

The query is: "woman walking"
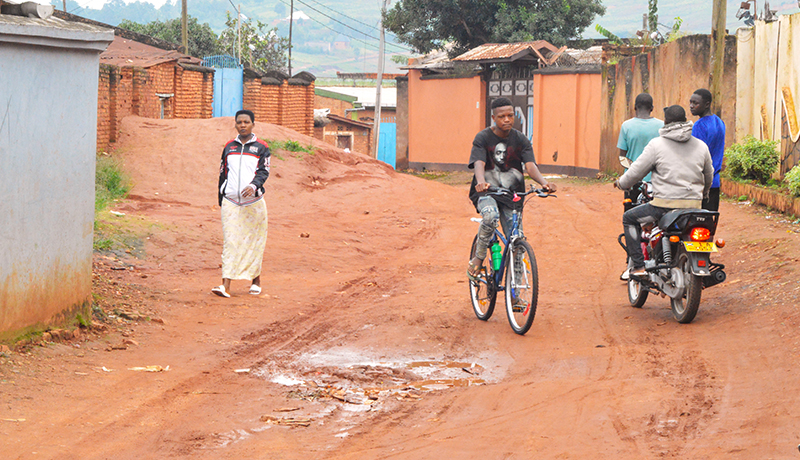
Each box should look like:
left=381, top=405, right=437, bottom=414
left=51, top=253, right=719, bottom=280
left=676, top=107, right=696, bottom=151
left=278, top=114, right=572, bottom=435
left=212, top=110, right=271, bottom=298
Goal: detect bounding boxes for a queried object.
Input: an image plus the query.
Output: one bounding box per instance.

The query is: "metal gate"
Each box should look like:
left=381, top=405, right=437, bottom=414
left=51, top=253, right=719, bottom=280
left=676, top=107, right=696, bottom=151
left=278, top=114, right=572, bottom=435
left=202, top=55, right=243, bottom=118
left=378, top=122, right=396, bottom=168
left=486, top=67, right=534, bottom=139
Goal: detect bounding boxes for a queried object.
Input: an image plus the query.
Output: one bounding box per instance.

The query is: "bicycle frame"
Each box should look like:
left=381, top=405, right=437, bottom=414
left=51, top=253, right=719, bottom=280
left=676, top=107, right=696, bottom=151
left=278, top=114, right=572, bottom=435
left=488, top=207, right=525, bottom=291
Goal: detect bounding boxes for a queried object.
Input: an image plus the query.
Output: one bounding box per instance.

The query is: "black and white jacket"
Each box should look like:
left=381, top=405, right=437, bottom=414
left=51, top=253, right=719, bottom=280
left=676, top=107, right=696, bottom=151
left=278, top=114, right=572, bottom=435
left=217, top=134, right=271, bottom=206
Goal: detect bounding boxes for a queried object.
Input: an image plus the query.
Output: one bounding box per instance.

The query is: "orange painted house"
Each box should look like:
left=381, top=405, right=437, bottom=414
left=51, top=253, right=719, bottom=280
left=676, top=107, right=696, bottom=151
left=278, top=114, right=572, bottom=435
left=401, top=43, right=602, bottom=177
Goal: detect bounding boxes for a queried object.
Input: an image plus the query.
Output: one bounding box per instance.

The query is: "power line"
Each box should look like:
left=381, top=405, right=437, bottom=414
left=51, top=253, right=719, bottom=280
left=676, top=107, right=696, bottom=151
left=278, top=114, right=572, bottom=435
left=277, top=0, right=412, bottom=52
left=300, top=0, right=401, bottom=40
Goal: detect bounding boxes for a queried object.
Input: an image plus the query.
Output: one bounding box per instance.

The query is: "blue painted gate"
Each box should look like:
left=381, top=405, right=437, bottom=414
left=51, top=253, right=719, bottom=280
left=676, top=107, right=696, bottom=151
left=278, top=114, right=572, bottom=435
left=202, top=55, right=243, bottom=118
left=378, top=122, right=396, bottom=168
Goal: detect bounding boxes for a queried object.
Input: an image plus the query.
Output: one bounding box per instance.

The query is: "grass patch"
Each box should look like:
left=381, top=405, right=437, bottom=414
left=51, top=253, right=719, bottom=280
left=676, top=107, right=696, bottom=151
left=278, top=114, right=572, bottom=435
left=268, top=139, right=317, bottom=160
left=95, top=153, right=131, bottom=213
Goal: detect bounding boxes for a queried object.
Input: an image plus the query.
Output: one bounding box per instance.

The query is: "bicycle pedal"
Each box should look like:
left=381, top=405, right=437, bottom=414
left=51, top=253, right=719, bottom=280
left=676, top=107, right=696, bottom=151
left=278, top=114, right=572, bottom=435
left=511, top=304, right=526, bottom=313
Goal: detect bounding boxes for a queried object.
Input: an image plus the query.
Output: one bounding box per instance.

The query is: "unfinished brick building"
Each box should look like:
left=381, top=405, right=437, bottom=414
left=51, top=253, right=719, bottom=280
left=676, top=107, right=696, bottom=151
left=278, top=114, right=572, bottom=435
left=242, top=69, right=315, bottom=137
left=96, top=36, right=214, bottom=152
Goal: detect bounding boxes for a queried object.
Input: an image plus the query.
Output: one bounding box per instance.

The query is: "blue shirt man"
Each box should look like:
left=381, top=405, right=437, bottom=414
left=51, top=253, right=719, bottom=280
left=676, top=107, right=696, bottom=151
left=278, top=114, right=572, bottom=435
left=690, top=88, right=726, bottom=211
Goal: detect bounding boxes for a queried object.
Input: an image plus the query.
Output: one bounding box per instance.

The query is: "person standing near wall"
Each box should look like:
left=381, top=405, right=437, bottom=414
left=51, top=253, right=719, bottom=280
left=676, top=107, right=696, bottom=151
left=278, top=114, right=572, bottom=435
left=689, top=88, right=726, bottom=212
left=616, top=93, right=663, bottom=280
left=212, top=110, right=271, bottom=298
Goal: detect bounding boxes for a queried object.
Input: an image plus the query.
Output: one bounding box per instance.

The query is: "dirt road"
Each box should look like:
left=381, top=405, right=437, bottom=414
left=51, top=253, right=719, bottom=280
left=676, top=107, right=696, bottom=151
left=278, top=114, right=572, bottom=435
left=2, top=117, right=800, bottom=459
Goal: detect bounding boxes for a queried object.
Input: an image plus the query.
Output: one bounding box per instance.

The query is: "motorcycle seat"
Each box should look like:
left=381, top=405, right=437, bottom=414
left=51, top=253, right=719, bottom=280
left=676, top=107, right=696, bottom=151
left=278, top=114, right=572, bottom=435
left=659, top=209, right=719, bottom=232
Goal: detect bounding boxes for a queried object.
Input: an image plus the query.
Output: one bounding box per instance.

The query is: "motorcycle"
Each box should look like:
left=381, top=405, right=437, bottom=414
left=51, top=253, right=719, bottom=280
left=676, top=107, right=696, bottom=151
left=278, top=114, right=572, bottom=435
left=617, top=177, right=727, bottom=323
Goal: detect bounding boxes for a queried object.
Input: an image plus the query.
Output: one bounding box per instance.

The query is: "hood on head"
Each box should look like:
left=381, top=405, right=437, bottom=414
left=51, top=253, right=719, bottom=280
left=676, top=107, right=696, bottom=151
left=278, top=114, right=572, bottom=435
left=659, top=121, right=694, bottom=142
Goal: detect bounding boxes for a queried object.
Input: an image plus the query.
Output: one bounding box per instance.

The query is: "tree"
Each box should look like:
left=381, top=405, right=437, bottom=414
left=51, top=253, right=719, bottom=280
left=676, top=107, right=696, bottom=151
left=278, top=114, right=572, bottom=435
left=384, top=0, right=605, bottom=56
left=216, top=12, right=290, bottom=73
left=118, top=16, right=218, bottom=58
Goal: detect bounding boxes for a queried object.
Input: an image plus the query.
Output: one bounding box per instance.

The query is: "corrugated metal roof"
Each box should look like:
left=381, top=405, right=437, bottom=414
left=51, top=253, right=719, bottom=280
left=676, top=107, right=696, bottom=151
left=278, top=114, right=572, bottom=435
left=100, top=35, right=202, bottom=68
left=453, top=41, right=559, bottom=62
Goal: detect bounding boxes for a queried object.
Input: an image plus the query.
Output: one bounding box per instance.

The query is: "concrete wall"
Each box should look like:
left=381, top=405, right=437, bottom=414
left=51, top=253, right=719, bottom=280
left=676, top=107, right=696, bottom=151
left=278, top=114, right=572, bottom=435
left=736, top=14, right=800, bottom=177
left=532, top=71, right=602, bottom=176
left=0, top=19, right=113, bottom=337
left=407, top=71, right=485, bottom=170
left=599, top=34, right=737, bottom=175
left=395, top=76, right=409, bottom=169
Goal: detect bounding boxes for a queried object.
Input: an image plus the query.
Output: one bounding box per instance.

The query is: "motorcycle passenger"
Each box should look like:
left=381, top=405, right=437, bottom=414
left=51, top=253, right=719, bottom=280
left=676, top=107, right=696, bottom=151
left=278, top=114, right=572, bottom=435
left=617, top=93, right=664, bottom=210
left=616, top=93, right=663, bottom=281
left=467, top=97, right=556, bottom=279
left=614, top=105, right=714, bottom=279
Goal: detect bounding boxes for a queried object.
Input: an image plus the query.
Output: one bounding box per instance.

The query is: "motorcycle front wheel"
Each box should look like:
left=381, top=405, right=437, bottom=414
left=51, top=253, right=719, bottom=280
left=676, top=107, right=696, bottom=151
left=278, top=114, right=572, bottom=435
left=627, top=277, right=648, bottom=308
left=671, top=250, right=702, bottom=323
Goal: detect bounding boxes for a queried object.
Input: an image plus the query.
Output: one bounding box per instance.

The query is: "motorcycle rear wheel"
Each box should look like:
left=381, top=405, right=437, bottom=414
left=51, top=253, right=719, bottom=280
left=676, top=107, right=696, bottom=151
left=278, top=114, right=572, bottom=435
left=671, top=250, right=702, bottom=323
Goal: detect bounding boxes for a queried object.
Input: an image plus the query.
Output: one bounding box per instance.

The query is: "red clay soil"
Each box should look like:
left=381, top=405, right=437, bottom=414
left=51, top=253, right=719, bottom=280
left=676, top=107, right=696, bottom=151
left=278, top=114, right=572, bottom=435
left=2, top=116, right=800, bottom=459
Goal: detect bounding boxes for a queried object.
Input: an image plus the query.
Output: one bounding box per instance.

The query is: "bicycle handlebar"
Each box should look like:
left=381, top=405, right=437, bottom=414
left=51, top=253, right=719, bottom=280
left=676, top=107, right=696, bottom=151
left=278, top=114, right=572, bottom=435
left=485, top=186, right=557, bottom=199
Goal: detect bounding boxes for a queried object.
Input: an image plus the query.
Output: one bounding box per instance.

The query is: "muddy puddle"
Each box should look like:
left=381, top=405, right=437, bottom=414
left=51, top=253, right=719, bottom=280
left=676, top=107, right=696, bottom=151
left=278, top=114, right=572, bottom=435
left=249, top=347, right=511, bottom=431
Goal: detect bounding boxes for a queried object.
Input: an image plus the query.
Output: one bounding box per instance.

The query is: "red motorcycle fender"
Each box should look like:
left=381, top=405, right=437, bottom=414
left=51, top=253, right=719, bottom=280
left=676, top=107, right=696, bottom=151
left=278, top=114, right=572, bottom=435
left=685, top=252, right=713, bottom=276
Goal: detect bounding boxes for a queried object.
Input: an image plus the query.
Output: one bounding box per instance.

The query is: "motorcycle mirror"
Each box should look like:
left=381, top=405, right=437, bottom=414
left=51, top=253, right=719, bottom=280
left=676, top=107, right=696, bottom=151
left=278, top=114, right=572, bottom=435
left=619, top=156, right=633, bottom=169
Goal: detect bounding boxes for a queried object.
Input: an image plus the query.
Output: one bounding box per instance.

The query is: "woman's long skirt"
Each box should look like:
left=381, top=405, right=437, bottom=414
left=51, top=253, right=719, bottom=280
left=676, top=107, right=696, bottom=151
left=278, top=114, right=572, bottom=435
left=221, top=198, right=268, bottom=280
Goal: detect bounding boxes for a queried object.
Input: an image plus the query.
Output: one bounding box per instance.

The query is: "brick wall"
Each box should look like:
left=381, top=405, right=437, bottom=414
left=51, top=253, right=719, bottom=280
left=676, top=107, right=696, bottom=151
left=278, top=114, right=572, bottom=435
left=246, top=72, right=315, bottom=136
left=96, top=61, right=214, bottom=152
left=243, top=76, right=263, bottom=120
left=175, top=64, right=214, bottom=119
left=315, top=95, right=353, bottom=118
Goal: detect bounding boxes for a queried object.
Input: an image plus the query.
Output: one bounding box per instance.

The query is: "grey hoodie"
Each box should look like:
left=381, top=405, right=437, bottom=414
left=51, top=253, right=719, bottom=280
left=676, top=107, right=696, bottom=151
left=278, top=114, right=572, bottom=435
left=618, top=121, right=714, bottom=209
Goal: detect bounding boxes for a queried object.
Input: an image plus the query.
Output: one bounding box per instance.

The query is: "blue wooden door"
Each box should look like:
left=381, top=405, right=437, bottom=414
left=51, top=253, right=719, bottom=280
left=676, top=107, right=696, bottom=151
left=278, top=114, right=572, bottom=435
left=378, top=122, right=396, bottom=168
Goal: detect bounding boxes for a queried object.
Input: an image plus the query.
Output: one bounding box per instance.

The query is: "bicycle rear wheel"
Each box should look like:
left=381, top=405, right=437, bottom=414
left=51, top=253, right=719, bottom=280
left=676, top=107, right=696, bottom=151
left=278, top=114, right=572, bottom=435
left=505, top=239, right=538, bottom=335
left=469, top=234, right=497, bottom=321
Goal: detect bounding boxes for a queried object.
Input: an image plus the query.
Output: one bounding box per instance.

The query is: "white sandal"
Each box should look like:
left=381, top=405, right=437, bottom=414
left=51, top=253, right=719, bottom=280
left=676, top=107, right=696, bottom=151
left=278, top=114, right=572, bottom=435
left=211, top=285, right=230, bottom=298
left=249, top=285, right=262, bottom=295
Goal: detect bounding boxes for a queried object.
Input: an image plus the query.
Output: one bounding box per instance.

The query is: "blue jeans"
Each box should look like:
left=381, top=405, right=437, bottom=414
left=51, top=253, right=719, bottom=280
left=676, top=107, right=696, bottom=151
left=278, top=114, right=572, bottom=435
left=474, top=196, right=520, bottom=260
left=622, top=203, right=670, bottom=268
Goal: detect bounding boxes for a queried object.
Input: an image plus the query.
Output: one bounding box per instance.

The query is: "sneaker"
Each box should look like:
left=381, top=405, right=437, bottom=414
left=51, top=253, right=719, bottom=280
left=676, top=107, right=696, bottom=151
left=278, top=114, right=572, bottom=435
left=620, top=268, right=630, bottom=281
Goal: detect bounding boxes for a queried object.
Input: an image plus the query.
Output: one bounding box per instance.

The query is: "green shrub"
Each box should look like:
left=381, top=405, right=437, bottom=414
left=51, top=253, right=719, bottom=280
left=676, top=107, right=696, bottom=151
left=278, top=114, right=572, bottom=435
left=786, top=165, right=800, bottom=196
left=95, top=154, right=131, bottom=212
left=724, top=135, right=779, bottom=184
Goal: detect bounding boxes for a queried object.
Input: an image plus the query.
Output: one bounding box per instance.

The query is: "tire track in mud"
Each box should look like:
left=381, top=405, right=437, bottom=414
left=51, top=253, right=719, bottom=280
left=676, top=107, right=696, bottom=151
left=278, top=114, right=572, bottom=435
left=535, top=184, right=721, bottom=457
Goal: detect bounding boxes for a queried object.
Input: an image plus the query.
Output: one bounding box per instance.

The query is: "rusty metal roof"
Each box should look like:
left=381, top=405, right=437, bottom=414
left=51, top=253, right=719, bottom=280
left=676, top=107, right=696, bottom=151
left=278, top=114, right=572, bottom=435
left=100, top=35, right=202, bottom=68
left=453, top=40, right=562, bottom=64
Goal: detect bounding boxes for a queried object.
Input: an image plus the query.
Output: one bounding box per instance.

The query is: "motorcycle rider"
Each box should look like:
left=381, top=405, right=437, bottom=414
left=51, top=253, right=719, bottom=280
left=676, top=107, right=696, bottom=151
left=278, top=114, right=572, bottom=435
left=614, top=105, right=714, bottom=278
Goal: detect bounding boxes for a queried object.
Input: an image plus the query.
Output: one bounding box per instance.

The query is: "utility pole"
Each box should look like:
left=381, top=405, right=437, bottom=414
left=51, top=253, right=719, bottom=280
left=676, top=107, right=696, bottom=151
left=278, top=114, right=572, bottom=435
left=62, top=0, right=66, bottom=12
left=371, top=0, right=389, bottom=160
left=710, top=0, right=726, bottom=116
left=237, top=4, right=241, bottom=64
left=181, top=0, right=187, bottom=54
left=288, top=0, right=294, bottom=76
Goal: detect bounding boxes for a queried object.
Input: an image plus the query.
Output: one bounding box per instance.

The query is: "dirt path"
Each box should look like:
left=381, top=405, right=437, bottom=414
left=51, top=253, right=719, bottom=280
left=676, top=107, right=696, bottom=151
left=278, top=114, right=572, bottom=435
left=2, top=116, right=800, bottom=459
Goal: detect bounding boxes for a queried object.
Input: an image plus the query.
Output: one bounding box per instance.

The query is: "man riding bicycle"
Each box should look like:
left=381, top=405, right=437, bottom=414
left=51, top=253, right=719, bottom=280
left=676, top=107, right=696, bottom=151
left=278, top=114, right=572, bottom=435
left=467, top=97, right=557, bottom=280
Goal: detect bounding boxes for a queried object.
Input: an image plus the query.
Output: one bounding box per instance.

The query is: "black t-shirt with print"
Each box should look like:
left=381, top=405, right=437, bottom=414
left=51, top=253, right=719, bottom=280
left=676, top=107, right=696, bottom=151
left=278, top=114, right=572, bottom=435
left=468, top=127, right=536, bottom=208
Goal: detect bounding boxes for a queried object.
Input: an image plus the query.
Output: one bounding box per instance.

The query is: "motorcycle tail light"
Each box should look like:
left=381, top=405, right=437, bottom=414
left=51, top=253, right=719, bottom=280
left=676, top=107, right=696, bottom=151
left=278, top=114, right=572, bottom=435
left=690, top=227, right=711, bottom=242
left=669, top=235, right=679, bottom=243
left=697, top=260, right=707, bottom=267
left=715, top=238, right=726, bottom=248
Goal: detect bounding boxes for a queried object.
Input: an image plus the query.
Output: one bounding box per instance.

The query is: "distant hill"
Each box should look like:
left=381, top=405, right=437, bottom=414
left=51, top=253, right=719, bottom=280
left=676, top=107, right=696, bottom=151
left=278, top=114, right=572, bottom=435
left=53, top=0, right=800, bottom=76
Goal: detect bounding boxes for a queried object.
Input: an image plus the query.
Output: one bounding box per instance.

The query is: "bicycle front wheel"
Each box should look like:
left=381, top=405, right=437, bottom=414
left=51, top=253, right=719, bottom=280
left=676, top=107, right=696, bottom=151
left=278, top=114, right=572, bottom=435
left=505, top=239, right=539, bottom=335
left=469, top=234, right=497, bottom=321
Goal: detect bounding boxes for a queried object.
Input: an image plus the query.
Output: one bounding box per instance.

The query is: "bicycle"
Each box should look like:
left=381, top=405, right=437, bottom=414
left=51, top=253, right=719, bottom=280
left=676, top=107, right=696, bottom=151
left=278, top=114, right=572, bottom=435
left=468, top=186, right=556, bottom=335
